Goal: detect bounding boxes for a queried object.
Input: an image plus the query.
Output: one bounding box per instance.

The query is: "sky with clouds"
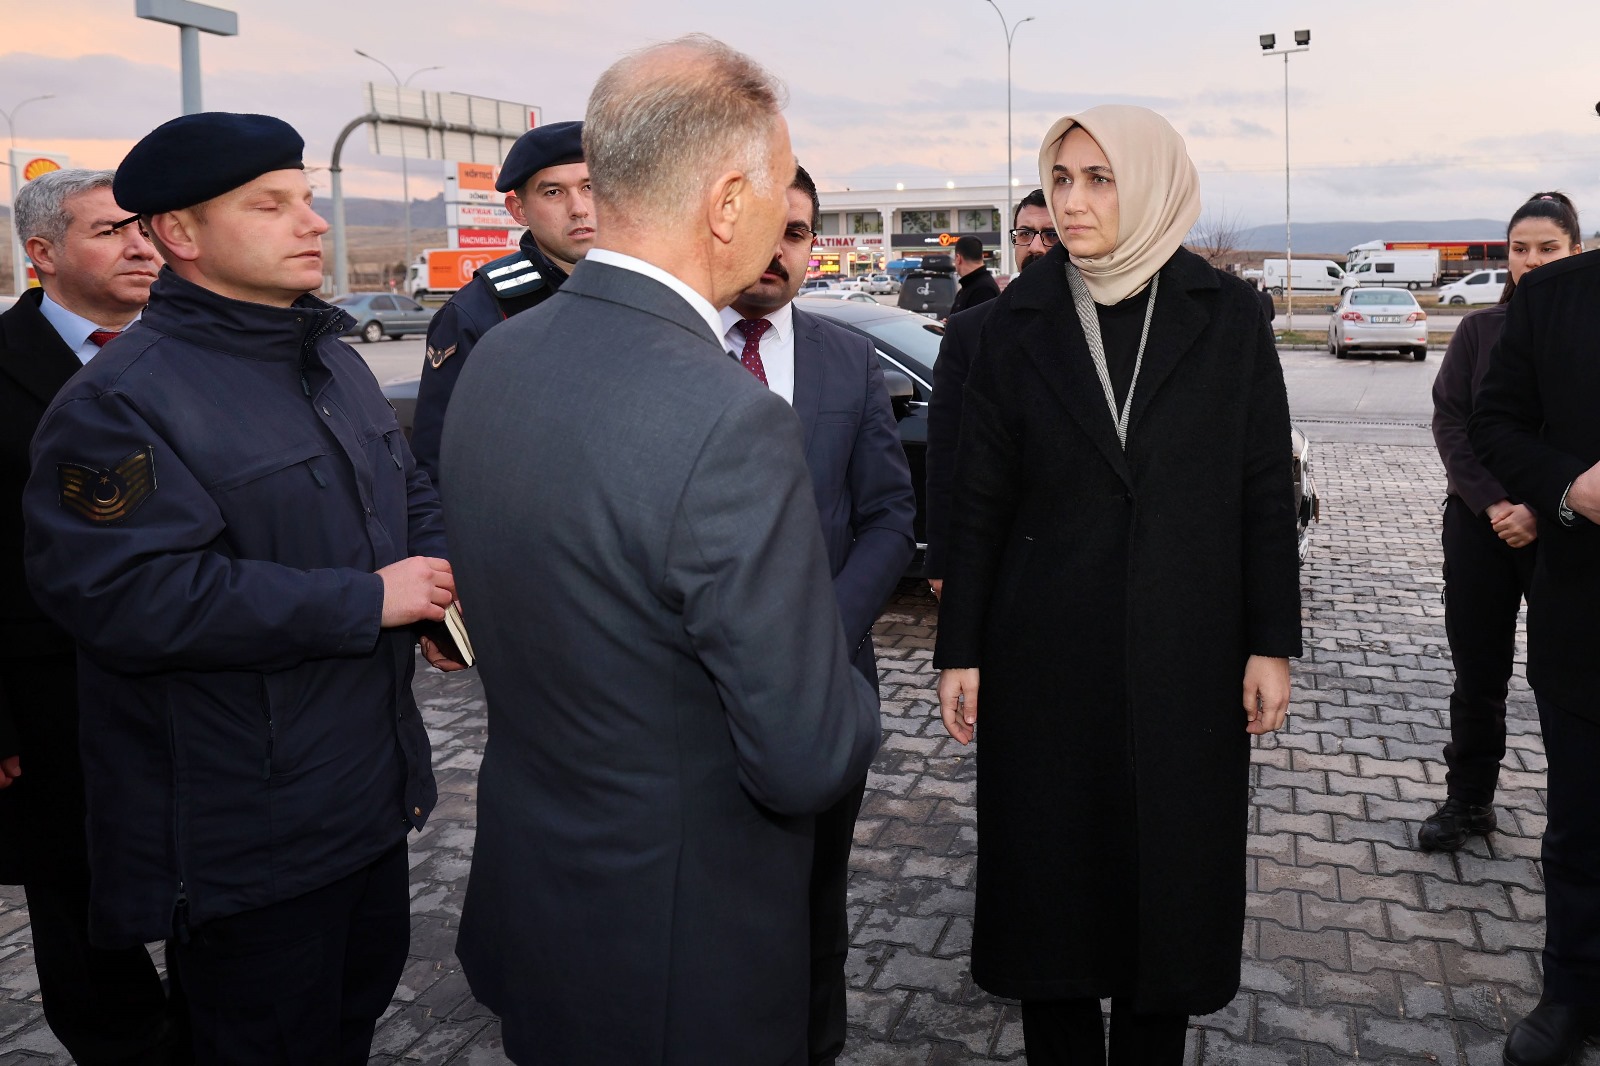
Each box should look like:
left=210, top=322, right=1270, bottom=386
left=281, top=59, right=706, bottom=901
left=3, top=0, right=1598, bottom=230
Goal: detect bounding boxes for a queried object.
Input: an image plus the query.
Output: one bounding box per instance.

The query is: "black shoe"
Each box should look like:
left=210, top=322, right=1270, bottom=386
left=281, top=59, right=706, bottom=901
left=1503, top=1001, right=1597, bottom=1066
left=1418, top=796, right=1496, bottom=852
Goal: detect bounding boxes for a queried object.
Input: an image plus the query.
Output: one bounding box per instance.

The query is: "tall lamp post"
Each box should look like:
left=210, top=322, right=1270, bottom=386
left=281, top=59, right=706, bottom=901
left=355, top=50, right=442, bottom=283
left=3, top=94, right=56, bottom=296
left=1259, top=29, right=1310, bottom=333
left=983, top=0, right=1033, bottom=276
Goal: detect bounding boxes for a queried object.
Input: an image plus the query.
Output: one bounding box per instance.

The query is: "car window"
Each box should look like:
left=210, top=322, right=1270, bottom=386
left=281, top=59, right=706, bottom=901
left=331, top=295, right=363, bottom=307
left=1375, top=262, right=1394, bottom=274
left=1495, top=271, right=1509, bottom=283
left=859, top=316, right=945, bottom=370
left=396, top=297, right=424, bottom=311
left=1466, top=273, right=1486, bottom=285
left=370, top=296, right=397, bottom=311
left=1350, top=290, right=1416, bottom=306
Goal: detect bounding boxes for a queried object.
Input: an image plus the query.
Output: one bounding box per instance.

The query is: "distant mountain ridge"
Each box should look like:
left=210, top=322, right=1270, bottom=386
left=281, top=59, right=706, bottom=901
left=310, top=193, right=447, bottom=228
left=1236, top=219, right=1505, bottom=257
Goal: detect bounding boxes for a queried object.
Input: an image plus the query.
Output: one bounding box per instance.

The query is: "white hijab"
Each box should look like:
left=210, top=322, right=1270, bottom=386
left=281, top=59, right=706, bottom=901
left=1037, top=105, right=1201, bottom=305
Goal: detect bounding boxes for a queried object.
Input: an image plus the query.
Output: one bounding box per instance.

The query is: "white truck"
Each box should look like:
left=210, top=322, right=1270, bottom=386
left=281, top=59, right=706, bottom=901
left=1262, top=258, right=1353, bottom=296
left=1343, top=249, right=1440, bottom=290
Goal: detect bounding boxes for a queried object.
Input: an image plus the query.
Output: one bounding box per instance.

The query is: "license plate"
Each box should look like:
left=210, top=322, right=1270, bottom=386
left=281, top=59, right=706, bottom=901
left=1373, top=315, right=1401, bottom=323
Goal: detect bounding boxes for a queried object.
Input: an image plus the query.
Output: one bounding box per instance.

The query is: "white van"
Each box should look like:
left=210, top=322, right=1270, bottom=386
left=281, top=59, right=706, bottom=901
left=1262, top=258, right=1353, bottom=296
left=1437, top=268, right=1510, bottom=306
left=1344, top=250, right=1440, bottom=290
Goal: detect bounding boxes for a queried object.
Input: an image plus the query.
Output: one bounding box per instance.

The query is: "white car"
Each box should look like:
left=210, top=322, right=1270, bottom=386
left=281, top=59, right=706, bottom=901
left=834, top=277, right=867, bottom=292
left=1327, top=287, right=1429, bottom=361
left=1437, top=269, right=1509, bottom=306
left=799, top=290, right=879, bottom=305
left=862, top=274, right=901, bottom=295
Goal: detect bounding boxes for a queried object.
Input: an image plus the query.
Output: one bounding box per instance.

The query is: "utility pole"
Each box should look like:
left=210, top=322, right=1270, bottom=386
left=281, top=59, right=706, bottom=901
left=1259, top=30, right=1310, bottom=333
left=984, top=0, right=1033, bottom=276
left=355, top=51, right=443, bottom=282
left=135, top=0, right=238, bottom=115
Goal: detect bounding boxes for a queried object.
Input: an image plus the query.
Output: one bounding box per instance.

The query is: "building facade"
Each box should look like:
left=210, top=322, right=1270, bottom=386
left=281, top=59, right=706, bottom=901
left=814, top=184, right=1015, bottom=279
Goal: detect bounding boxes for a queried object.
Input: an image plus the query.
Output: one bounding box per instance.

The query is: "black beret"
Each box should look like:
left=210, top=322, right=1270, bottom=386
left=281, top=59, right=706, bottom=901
left=114, top=112, right=305, bottom=215
left=495, top=121, right=584, bottom=193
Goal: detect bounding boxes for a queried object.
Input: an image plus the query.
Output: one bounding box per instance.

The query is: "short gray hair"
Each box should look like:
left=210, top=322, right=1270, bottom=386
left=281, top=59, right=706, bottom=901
left=14, top=168, right=117, bottom=246
left=585, top=35, right=786, bottom=220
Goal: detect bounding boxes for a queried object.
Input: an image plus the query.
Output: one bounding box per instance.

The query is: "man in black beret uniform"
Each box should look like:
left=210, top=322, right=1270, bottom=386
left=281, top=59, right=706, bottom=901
left=22, top=111, right=461, bottom=1065
left=410, top=120, right=593, bottom=491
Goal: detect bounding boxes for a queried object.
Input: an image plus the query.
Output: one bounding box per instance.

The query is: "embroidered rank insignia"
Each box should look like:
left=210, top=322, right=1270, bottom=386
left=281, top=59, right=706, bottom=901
left=57, top=446, right=157, bottom=524
left=427, top=343, right=457, bottom=370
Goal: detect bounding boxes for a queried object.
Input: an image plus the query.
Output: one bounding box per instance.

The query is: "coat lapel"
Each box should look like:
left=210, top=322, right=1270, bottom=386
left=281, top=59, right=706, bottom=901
left=789, top=310, right=824, bottom=454
left=1125, top=249, right=1217, bottom=443
left=0, top=291, right=89, bottom=407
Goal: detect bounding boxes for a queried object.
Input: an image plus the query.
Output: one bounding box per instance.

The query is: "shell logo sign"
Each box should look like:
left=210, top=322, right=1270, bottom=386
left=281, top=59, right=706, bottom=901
left=21, top=157, right=61, bottom=182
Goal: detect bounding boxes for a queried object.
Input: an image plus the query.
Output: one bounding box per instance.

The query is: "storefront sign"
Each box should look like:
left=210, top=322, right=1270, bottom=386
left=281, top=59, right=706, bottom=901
left=815, top=235, right=885, bottom=249
left=456, top=228, right=521, bottom=249
left=891, top=231, right=1001, bottom=250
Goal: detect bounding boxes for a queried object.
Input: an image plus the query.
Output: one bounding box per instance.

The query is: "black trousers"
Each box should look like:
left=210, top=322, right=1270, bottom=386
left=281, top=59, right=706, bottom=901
left=1020, top=998, right=1188, bottom=1065
left=1441, top=495, right=1535, bottom=806
left=168, top=841, right=410, bottom=1066
left=22, top=876, right=185, bottom=1065
left=1534, top=695, right=1600, bottom=1004
left=808, top=775, right=867, bottom=1065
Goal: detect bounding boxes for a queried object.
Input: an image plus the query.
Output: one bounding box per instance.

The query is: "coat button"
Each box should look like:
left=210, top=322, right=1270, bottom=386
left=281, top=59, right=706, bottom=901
left=412, top=806, right=422, bottom=817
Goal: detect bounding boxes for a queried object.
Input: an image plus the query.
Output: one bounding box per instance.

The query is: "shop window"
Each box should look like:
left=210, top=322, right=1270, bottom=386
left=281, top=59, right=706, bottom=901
left=819, top=213, right=841, bottom=236
left=959, top=208, right=1000, bottom=232
left=848, top=212, right=883, bottom=235
left=901, top=210, right=950, bottom=234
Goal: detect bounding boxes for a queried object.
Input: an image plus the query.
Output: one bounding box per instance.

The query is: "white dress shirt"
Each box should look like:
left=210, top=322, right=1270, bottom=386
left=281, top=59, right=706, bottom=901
left=38, top=292, right=139, bottom=365
left=584, top=248, right=724, bottom=343
left=718, top=302, right=796, bottom=406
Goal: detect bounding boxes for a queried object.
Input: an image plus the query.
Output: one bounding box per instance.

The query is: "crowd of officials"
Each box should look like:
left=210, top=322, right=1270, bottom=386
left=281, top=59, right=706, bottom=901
left=0, top=30, right=1596, bottom=1066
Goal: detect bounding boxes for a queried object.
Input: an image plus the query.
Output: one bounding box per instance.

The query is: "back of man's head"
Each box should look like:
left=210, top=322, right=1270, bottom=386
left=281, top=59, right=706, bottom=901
left=585, top=34, right=786, bottom=226
left=954, top=235, right=986, bottom=266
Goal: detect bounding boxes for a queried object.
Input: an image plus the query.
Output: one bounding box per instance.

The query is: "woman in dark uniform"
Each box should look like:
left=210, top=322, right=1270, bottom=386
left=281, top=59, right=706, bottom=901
left=933, top=106, right=1302, bottom=1064
left=1423, top=192, right=1582, bottom=852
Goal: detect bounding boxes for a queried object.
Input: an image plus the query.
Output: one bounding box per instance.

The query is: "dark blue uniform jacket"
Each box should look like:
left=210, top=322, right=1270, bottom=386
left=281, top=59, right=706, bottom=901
left=411, top=231, right=564, bottom=490
left=22, top=269, right=444, bottom=947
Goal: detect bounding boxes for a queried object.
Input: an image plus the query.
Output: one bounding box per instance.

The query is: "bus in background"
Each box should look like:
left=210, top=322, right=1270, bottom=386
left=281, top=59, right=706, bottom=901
left=886, top=258, right=923, bottom=283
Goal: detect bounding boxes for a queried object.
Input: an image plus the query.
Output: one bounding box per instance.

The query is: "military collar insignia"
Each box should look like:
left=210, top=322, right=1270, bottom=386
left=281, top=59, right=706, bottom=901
left=478, top=250, right=548, bottom=300
left=427, top=342, right=458, bottom=370
left=58, top=446, right=157, bottom=524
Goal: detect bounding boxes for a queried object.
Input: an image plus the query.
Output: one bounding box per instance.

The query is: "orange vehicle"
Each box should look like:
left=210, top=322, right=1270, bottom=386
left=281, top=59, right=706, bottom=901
left=405, top=248, right=510, bottom=301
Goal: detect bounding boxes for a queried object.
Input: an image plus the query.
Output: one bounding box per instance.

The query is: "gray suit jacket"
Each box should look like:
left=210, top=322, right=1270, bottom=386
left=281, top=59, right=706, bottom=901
left=442, top=258, right=882, bottom=1066
left=789, top=308, right=916, bottom=680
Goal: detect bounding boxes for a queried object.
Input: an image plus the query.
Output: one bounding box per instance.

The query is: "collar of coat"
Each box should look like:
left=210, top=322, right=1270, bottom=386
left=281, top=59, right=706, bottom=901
left=138, top=268, right=356, bottom=363
left=997, top=243, right=1221, bottom=489
left=0, top=288, right=87, bottom=407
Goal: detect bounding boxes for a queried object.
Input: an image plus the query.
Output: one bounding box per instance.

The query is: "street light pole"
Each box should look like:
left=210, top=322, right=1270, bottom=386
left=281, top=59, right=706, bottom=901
left=3, top=94, right=56, bottom=295
left=134, top=0, right=239, bottom=115
left=355, top=50, right=442, bottom=287
left=1260, top=30, right=1309, bottom=334
left=984, top=0, right=1033, bottom=276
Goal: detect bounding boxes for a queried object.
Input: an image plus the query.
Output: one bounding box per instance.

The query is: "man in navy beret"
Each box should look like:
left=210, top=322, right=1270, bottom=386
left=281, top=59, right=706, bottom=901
left=410, top=120, right=593, bottom=492
left=22, top=111, right=461, bottom=1065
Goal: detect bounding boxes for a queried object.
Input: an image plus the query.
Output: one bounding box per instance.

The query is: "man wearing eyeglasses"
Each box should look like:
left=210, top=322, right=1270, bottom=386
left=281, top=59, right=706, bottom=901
left=721, top=164, right=915, bottom=1065
left=925, top=189, right=1055, bottom=596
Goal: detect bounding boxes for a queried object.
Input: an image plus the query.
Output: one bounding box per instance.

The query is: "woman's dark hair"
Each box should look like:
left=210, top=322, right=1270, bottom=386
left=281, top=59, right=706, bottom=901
left=1500, top=191, right=1581, bottom=304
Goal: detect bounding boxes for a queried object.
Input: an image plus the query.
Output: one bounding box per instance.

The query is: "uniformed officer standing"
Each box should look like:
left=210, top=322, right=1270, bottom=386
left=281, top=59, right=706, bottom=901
left=22, top=112, right=461, bottom=1066
left=411, top=120, right=594, bottom=490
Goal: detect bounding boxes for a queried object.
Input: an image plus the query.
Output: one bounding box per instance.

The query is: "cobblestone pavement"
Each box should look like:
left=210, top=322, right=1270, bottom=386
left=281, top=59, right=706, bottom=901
left=1, top=440, right=1594, bottom=1064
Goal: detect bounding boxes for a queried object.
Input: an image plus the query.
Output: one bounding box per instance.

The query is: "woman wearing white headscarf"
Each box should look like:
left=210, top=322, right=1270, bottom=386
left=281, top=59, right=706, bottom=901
left=932, top=106, right=1302, bottom=1063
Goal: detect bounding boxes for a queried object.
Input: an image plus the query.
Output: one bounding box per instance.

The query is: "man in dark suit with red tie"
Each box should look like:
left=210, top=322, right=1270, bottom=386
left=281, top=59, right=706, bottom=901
left=0, top=168, right=184, bottom=1063
left=719, top=164, right=917, bottom=1064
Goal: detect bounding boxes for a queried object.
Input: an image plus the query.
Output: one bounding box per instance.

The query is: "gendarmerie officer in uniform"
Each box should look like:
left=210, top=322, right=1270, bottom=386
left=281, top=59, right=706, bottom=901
left=22, top=112, right=462, bottom=1066
left=411, top=120, right=593, bottom=490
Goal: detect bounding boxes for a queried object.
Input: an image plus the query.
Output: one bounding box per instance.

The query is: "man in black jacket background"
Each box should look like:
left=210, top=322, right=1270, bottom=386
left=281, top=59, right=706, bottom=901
left=0, top=168, right=184, bottom=1064
left=947, top=233, right=999, bottom=318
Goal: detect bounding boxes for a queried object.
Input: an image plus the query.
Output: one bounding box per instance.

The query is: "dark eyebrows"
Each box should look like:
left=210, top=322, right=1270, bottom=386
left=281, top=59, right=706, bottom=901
left=1052, top=163, right=1115, bottom=176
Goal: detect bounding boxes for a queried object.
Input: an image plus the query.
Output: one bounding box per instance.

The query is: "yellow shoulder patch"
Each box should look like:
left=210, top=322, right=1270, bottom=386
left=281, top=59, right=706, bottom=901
left=57, top=446, right=157, bottom=524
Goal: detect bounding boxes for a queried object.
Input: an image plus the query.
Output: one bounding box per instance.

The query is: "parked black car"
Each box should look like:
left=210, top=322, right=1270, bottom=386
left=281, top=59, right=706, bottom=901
left=333, top=292, right=436, bottom=343
left=381, top=295, right=1320, bottom=559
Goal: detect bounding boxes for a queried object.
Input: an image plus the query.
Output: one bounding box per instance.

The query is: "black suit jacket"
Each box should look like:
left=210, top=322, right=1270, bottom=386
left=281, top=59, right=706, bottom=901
left=923, top=300, right=994, bottom=578
left=949, top=266, right=1000, bottom=317
left=1470, top=250, right=1600, bottom=716
left=0, top=288, right=93, bottom=884
left=790, top=309, right=916, bottom=679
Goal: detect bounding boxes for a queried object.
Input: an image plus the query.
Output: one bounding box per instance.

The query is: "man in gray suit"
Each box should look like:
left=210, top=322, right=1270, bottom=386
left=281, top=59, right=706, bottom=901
left=442, top=36, right=883, bottom=1066
left=721, top=162, right=915, bottom=1064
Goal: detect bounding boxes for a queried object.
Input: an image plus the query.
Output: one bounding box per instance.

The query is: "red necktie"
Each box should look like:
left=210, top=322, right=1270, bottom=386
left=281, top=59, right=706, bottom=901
left=87, top=329, right=121, bottom=348
left=734, top=319, right=770, bottom=386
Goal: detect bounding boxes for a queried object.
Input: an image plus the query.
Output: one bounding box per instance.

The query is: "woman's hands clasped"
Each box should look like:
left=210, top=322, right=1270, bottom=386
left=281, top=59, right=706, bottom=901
left=1243, top=655, right=1290, bottom=735
left=938, top=668, right=979, bottom=745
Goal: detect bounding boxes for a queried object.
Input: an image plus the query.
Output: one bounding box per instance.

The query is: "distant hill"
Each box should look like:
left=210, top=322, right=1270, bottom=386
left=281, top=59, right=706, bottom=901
left=310, top=193, right=446, bottom=228
left=1237, top=219, right=1505, bottom=257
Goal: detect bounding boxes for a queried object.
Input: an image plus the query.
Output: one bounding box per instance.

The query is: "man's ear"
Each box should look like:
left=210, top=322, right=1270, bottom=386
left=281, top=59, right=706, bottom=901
left=706, top=170, right=745, bottom=246
left=147, top=210, right=202, bottom=264
left=24, top=236, right=59, bottom=279
left=504, top=190, right=530, bottom=228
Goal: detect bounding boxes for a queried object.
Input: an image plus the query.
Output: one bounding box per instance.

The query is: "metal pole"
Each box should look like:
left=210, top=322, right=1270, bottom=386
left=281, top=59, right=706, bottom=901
left=180, top=25, right=202, bottom=114
left=984, top=2, right=1032, bottom=277
left=354, top=52, right=441, bottom=289
left=3, top=94, right=55, bottom=294
left=1283, top=52, right=1292, bottom=333
left=329, top=114, right=376, bottom=297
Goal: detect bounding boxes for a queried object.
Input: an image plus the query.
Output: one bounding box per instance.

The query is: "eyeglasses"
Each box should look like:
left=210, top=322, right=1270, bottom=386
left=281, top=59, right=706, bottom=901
left=1010, top=226, right=1059, bottom=248
left=782, top=224, right=817, bottom=246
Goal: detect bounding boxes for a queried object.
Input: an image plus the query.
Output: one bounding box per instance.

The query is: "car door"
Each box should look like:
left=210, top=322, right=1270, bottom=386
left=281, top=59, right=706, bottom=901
left=392, top=295, right=430, bottom=335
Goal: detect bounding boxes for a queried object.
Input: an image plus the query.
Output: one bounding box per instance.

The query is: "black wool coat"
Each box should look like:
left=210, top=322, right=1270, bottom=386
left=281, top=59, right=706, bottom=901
left=933, top=245, right=1303, bottom=1012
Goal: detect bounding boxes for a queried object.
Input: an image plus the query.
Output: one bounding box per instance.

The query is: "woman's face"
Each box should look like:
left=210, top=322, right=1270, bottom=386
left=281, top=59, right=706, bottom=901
left=1051, top=126, right=1120, bottom=259
left=1507, top=216, right=1581, bottom=285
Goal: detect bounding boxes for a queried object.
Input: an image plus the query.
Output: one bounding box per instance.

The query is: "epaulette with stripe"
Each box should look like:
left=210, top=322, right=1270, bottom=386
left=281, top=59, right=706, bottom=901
left=476, top=251, right=548, bottom=300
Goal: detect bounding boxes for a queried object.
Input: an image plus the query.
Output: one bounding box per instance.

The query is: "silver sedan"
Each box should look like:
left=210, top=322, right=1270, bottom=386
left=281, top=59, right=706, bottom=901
left=1327, top=288, right=1429, bottom=361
